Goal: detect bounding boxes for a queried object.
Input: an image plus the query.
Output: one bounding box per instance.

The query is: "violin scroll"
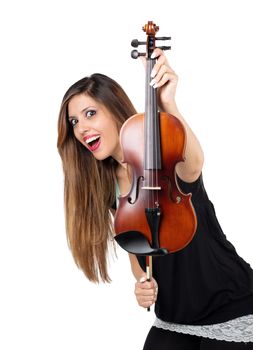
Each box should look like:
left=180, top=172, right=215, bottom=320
left=131, top=21, right=171, bottom=59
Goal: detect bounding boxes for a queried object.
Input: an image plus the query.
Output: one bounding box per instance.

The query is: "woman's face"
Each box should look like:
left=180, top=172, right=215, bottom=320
left=68, top=93, right=122, bottom=162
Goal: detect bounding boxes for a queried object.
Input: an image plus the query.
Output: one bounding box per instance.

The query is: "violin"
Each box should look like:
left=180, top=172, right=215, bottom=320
left=114, top=21, right=197, bottom=258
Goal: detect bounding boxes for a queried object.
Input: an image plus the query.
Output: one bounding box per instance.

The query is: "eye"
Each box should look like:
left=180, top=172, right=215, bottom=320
left=69, top=118, right=78, bottom=127
left=86, top=110, right=96, bottom=119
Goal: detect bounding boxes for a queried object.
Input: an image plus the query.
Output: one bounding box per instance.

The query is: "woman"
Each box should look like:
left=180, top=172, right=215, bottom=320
left=57, top=49, right=253, bottom=348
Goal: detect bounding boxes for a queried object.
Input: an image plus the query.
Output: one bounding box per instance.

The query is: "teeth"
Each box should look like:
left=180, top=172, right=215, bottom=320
left=86, top=136, right=100, bottom=144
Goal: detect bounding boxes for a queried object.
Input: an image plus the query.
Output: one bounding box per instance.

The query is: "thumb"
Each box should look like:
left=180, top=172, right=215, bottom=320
left=139, top=275, right=147, bottom=283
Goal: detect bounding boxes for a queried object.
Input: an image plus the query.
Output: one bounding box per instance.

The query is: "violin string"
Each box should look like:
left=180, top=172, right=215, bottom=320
left=155, top=59, right=159, bottom=209
left=151, top=59, right=155, bottom=209
left=147, top=59, right=151, bottom=210
left=146, top=58, right=151, bottom=210
left=152, top=56, right=159, bottom=209
left=153, top=59, right=156, bottom=208
left=146, top=60, right=148, bottom=209
left=150, top=59, right=153, bottom=208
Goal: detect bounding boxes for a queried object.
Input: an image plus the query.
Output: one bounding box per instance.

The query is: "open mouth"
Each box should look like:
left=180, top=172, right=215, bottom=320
left=85, top=135, right=101, bottom=152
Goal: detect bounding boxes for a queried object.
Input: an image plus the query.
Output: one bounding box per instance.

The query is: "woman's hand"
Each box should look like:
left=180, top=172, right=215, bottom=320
left=140, top=48, right=179, bottom=113
left=134, top=275, right=158, bottom=309
left=149, top=48, right=178, bottom=112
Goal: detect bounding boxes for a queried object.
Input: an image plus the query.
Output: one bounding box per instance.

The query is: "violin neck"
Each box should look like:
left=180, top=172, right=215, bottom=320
left=144, top=59, right=162, bottom=170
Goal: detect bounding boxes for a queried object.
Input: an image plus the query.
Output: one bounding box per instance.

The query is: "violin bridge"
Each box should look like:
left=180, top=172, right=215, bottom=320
left=141, top=186, right=161, bottom=190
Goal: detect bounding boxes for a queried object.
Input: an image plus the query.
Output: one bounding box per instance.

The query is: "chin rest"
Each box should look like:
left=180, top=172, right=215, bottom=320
left=114, top=231, right=168, bottom=256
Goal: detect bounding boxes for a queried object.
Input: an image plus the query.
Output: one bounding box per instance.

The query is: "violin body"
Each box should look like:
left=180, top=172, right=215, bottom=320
left=114, top=112, right=197, bottom=254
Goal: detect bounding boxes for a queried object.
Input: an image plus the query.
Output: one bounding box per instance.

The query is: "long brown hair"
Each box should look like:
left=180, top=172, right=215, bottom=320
left=57, top=73, right=136, bottom=283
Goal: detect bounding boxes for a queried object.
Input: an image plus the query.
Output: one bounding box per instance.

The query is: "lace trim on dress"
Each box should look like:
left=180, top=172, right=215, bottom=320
left=154, top=315, right=253, bottom=343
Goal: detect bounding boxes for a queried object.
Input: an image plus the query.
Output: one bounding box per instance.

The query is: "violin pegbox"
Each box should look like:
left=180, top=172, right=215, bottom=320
left=131, top=21, right=171, bottom=59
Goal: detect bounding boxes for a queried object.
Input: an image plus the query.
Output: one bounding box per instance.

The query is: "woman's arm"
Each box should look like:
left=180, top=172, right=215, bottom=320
left=129, top=253, right=146, bottom=281
left=164, top=103, right=204, bottom=182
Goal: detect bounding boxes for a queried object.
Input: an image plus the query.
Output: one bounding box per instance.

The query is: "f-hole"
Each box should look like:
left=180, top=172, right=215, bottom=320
left=162, top=176, right=182, bottom=203
left=128, top=176, right=144, bottom=204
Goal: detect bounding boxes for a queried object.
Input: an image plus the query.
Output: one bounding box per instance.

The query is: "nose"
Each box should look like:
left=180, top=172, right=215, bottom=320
left=76, top=118, right=90, bottom=135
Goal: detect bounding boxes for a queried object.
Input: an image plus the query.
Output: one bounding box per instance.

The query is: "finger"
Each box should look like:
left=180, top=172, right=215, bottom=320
left=135, top=281, right=156, bottom=293
left=152, top=278, right=158, bottom=288
left=152, top=72, right=178, bottom=89
left=151, top=48, right=165, bottom=59
left=150, top=55, right=167, bottom=78
left=138, top=294, right=157, bottom=308
left=135, top=287, right=156, bottom=297
left=151, top=50, right=172, bottom=77
left=155, top=284, right=158, bottom=295
left=138, top=293, right=157, bottom=303
left=140, top=300, right=155, bottom=308
left=136, top=280, right=156, bottom=289
left=150, top=64, right=174, bottom=85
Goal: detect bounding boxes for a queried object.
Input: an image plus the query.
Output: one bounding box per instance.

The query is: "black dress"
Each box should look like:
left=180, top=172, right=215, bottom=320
left=137, top=174, right=253, bottom=325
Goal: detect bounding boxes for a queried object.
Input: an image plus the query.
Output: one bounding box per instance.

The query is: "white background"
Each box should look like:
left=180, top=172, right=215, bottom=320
left=0, top=0, right=253, bottom=349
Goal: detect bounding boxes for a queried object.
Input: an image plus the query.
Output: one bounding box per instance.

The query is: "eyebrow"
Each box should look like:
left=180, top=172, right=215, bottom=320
left=68, top=106, right=95, bottom=119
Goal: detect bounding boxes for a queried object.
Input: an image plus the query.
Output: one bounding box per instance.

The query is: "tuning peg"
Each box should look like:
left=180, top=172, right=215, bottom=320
left=131, top=39, right=146, bottom=47
left=157, top=46, right=171, bottom=50
left=131, top=50, right=146, bottom=59
left=155, top=36, right=171, bottom=40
